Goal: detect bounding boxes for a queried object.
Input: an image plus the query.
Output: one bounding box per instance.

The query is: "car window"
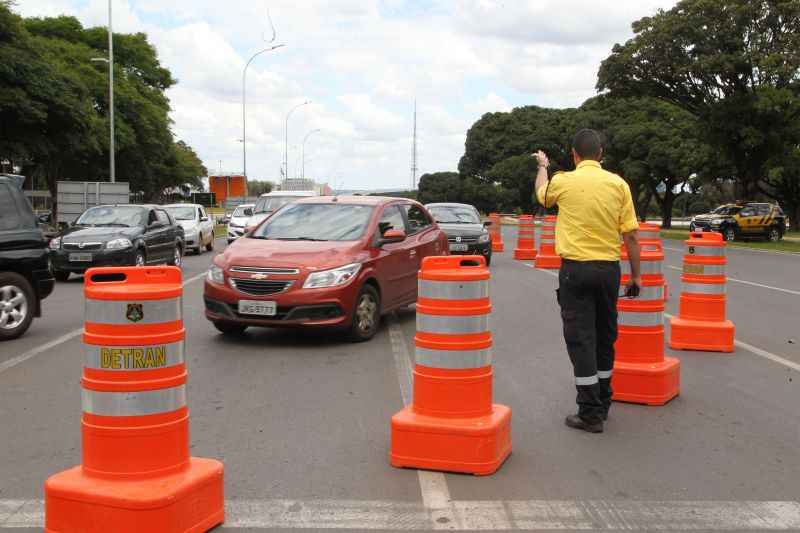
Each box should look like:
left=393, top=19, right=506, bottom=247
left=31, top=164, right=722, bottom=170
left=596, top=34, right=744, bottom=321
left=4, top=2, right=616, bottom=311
left=0, top=184, right=21, bottom=231
left=428, top=205, right=481, bottom=224
left=156, top=210, right=170, bottom=225
left=252, top=203, right=374, bottom=242
left=740, top=207, right=755, bottom=217
left=164, top=206, right=195, bottom=220
left=756, top=205, right=771, bottom=216
left=76, top=206, right=145, bottom=227
left=378, top=205, right=406, bottom=235
left=402, top=204, right=432, bottom=234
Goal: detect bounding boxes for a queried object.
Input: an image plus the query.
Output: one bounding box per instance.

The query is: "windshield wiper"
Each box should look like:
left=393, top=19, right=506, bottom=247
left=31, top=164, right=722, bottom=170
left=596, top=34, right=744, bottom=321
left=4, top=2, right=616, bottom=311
left=97, top=223, right=130, bottom=227
left=275, top=237, right=328, bottom=241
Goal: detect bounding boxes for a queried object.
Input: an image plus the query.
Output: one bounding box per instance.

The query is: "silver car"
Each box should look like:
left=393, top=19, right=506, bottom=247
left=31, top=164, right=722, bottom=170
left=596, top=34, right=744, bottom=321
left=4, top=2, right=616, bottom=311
left=163, top=204, right=215, bottom=254
left=227, top=203, right=254, bottom=243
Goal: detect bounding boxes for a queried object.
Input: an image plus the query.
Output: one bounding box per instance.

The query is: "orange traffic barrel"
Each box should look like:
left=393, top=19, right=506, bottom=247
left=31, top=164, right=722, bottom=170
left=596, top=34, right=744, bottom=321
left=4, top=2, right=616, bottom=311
left=390, top=256, right=511, bottom=476
left=489, top=213, right=505, bottom=252
left=638, top=222, right=669, bottom=301
left=45, top=267, right=224, bottom=533
left=614, top=242, right=680, bottom=405
left=513, top=215, right=537, bottom=260
left=669, top=232, right=734, bottom=352
left=535, top=215, right=561, bottom=269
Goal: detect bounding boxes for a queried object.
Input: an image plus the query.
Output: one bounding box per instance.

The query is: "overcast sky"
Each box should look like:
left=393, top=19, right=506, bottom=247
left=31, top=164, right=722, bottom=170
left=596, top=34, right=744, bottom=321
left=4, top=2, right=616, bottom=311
left=17, top=0, right=677, bottom=190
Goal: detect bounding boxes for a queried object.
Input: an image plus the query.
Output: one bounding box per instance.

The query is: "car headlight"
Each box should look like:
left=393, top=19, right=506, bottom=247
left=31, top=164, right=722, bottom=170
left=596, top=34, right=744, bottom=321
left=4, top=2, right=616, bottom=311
left=478, top=232, right=490, bottom=243
left=106, top=238, right=132, bottom=250
left=207, top=265, right=224, bottom=284
left=49, top=237, right=61, bottom=250
left=302, top=263, right=361, bottom=289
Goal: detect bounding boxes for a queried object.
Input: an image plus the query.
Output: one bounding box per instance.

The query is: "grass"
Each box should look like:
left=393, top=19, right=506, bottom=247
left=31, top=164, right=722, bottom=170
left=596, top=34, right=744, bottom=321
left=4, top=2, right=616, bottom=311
left=660, top=228, right=800, bottom=253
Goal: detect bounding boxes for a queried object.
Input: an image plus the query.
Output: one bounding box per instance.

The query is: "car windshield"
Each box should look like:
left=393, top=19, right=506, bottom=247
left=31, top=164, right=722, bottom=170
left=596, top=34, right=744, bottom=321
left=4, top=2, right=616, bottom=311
left=76, top=206, right=144, bottom=227
left=712, top=206, right=741, bottom=216
left=428, top=206, right=480, bottom=224
left=233, top=206, right=253, bottom=217
left=251, top=203, right=374, bottom=241
left=254, top=196, right=301, bottom=214
left=163, top=206, right=196, bottom=220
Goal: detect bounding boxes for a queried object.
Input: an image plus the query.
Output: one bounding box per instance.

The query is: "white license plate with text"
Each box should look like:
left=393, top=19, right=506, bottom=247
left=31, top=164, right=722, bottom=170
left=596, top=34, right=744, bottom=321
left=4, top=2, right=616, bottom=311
left=449, top=243, right=469, bottom=252
left=238, top=300, right=277, bottom=316
left=69, top=253, right=93, bottom=262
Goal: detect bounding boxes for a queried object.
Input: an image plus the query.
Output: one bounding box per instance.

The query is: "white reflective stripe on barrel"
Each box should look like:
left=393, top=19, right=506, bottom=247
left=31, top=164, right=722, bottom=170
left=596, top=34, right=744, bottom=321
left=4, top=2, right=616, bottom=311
left=85, top=297, right=182, bottom=324
left=416, top=347, right=492, bottom=369
left=618, top=311, right=663, bottom=326
left=82, top=384, right=186, bottom=416
left=418, top=280, right=489, bottom=300
left=683, top=263, right=726, bottom=276
left=634, top=286, right=664, bottom=300
left=84, top=341, right=185, bottom=371
left=622, top=261, right=662, bottom=275
left=686, top=245, right=725, bottom=257
left=416, top=314, right=489, bottom=335
left=682, top=282, right=726, bottom=295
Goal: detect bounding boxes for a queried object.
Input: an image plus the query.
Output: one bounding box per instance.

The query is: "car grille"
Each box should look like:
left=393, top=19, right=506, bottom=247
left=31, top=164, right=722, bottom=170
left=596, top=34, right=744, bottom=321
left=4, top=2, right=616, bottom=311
left=63, top=242, right=104, bottom=251
left=229, top=278, right=293, bottom=296
left=230, top=266, right=300, bottom=275
left=693, top=221, right=711, bottom=229
left=447, top=236, right=479, bottom=244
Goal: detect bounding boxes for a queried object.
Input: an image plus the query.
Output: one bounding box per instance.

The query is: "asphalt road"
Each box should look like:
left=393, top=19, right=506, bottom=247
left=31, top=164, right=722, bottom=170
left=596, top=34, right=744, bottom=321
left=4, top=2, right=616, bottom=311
left=0, top=230, right=798, bottom=532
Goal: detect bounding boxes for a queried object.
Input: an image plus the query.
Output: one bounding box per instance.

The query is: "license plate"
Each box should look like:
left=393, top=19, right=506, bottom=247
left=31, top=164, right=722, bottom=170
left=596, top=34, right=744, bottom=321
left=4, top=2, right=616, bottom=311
left=238, top=300, right=277, bottom=316
left=449, top=243, right=469, bottom=252
left=69, top=253, right=92, bottom=262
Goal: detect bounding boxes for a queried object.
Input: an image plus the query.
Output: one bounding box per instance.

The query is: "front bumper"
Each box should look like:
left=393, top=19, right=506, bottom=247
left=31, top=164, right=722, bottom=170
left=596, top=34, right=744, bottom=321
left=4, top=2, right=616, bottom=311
left=50, top=248, right=138, bottom=273
left=203, top=278, right=357, bottom=328
left=447, top=240, right=491, bottom=257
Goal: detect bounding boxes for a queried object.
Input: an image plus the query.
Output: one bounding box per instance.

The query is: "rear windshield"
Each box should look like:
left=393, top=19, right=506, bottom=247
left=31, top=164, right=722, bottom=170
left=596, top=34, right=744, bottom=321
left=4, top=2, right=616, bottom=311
left=712, top=206, right=741, bottom=215
left=428, top=205, right=480, bottom=224
left=254, top=196, right=304, bottom=214
left=163, top=206, right=195, bottom=220
left=233, top=206, right=253, bottom=217
left=251, top=203, right=374, bottom=242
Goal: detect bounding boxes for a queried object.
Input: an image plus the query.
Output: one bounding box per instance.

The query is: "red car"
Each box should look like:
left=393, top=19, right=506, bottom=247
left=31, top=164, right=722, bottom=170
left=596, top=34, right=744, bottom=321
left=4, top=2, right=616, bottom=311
left=204, top=196, right=448, bottom=341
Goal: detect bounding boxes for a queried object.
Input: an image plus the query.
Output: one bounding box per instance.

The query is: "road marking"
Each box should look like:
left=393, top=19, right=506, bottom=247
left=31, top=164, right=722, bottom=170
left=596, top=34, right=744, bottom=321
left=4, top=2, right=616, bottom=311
left=0, top=271, right=208, bottom=376
left=387, top=315, right=457, bottom=530
left=665, top=266, right=800, bottom=296
left=4, top=498, right=800, bottom=530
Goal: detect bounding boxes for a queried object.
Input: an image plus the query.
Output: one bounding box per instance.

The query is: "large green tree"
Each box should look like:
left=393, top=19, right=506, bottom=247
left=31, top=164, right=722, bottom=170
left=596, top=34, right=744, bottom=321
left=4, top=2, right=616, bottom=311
left=597, top=0, right=800, bottom=211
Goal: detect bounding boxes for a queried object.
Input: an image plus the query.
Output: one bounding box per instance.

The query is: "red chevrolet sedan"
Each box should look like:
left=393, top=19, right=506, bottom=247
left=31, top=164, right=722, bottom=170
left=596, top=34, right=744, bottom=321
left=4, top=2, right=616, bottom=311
left=204, top=196, right=448, bottom=341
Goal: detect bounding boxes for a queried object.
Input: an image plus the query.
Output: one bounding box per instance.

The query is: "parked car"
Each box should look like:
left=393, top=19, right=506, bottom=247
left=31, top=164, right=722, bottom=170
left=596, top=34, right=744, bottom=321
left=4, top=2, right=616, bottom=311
left=49, top=204, right=185, bottom=281
left=246, top=190, right=317, bottom=232
left=163, top=203, right=215, bottom=254
left=689, top=202, right=787, bottom=242
left=0, top=174, right=55, bottom=340
left=425, top=202, right=493, bottom=265
left=204, top=196, right=448, bottom=341
left=227, top=203, right=254, bottom=243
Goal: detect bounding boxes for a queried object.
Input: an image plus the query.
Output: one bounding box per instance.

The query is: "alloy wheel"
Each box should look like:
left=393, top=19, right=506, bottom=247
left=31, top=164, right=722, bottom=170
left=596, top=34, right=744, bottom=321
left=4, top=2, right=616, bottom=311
left=725, top=228, right=735, bottom=242
left=135, top=252, right=145, bottom=266
left=174, top=248, right=182, bottom=267
left=356, top=293, right=378, bottom=334
left=769, top=228, right=780, bottom=242
left=0, top=285, right=28, bottom=331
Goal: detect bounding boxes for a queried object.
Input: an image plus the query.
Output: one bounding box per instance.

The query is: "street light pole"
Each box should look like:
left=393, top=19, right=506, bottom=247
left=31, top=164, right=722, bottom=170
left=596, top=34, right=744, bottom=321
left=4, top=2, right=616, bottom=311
left=301, top=129, right=321, bottom=180
left=284, top=101, right=310, bottom=181
left=108, top=0, right=114, bottom=183
left=241, top=44, right=284, bottom=180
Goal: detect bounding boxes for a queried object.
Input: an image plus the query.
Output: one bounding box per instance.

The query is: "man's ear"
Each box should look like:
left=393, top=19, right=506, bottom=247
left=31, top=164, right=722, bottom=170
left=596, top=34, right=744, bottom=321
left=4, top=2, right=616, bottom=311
left=572, top=148, right=580, bottom=164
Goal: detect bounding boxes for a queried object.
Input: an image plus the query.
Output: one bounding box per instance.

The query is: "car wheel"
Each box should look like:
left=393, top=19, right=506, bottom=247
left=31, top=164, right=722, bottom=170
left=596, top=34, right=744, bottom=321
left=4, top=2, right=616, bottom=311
left=768, top=226, right=782, bottom=242
left=206, top=234, right=214, bottom=252
left=213, top=321, right=247, bottom=335
left=0, top=273, right=35, bottom=341
left=134, top=249, right=146, bottom=267
left=168, top=246, right=183, bottom=267
left=724, top=227, right=736, bottom=242
left=54, top=270, right=70, bottom=282
left=485, top=252, right=492, bottom=266
left=349, top=284, right=380, bottom=342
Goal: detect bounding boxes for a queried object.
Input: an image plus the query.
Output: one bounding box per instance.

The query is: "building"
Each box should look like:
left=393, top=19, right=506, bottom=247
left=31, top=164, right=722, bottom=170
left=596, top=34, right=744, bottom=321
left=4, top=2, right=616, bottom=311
left=277, top=178, right=332, bottom=196
left=208, top=174, right=247, bottom=206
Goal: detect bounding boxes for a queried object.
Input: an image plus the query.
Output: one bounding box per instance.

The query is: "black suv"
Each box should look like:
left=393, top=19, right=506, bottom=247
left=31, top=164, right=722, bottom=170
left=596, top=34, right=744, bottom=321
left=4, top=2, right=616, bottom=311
left=0, top=174, right=55, bottom=340
left=50, top=204, right=185, bottom=281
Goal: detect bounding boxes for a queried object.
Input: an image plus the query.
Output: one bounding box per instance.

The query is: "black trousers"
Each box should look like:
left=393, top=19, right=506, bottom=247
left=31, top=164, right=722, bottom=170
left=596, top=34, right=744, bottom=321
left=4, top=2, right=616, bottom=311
left=557, top=259, right=620, bottom=424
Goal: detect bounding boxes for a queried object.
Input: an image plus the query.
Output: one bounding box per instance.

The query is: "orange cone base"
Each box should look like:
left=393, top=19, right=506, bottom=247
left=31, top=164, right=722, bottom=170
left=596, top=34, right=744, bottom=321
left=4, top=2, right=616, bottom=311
left=390, top=404, right=512, bottom=476
left=514, top=249, right=537, bottom=260
left=535, top=255, right=561, bottom=269
left=492, top=242, right=505, bottom=252
left=44, top=458, right=224, bottom=533
left=611, top=358, right=680, bottom=406
left=669, top=317, right=735, bottom=353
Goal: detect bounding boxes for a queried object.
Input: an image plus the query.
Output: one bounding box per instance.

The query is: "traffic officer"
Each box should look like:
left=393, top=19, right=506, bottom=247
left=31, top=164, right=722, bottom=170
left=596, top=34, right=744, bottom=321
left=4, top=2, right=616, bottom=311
left=534, top=129, right=642, bottom=433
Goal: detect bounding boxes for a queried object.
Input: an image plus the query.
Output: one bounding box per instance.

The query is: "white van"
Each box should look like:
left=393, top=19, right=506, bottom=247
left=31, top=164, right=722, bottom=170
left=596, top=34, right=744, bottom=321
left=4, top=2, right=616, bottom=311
left=246, top=190, right=318, bottom=231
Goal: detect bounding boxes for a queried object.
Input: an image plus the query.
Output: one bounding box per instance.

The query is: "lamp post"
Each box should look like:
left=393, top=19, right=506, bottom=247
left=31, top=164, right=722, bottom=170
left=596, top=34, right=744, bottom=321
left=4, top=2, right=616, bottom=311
left=301, top=129, right=321, bottom=180
left=89, top=0, right=115, bottom=183
left=241, top=44, right=284, bottom=179
left=284, top=100, right=310, bottom=180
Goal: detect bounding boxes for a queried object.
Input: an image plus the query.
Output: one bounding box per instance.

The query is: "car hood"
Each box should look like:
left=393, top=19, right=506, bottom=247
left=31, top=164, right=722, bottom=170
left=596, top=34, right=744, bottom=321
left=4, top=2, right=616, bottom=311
left=220, top=238, right=366, bottom=270
left=177, top=220, right=198, bottom=231
left=60, top=225, right=141, bottom=242
left=436, top=222, right=487, bottom=237
left=694, top=214, right=731, bottom=222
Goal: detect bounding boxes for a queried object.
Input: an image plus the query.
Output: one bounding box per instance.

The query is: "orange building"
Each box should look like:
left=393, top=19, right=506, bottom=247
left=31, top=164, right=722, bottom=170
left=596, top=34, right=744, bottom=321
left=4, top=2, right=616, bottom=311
left=209, top=174, right=247, bottom=204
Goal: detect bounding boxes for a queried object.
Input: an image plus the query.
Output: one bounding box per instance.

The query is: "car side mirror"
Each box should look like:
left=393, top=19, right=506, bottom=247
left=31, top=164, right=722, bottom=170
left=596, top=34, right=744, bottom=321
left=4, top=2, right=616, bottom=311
left=148, top=221, right=163, bottom=229
left=483, top=221, right=493, bottom=227
left=380, top=229, right=406, bottom=245
left=201, top=216, right=209, bottom=222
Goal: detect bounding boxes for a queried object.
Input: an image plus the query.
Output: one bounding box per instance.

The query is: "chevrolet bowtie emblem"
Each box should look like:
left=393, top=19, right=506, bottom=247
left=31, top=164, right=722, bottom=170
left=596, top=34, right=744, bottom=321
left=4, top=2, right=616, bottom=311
left=455, top=236, right=462, bottom=243
left=251, top=273, right=268, bottom=280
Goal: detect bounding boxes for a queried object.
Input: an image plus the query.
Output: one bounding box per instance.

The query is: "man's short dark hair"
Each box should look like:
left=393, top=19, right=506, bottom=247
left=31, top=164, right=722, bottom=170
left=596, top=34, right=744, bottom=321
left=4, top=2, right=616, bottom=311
left=572, top=129, right=603, bottom=160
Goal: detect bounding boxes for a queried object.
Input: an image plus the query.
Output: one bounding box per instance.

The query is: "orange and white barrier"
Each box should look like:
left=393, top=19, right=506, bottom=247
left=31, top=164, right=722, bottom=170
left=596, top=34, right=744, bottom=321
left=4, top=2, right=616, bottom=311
left=669, top=232, right=735, bottom=352
left=638, top=222, right=668, bottom=301
left=390, top=256, right=511, bottom=475
left=513, top=215, right=537, bottom=260
left=489, top=213, right=504, bottom=252
left=614, top=242, right=680, bottom=405
left=535, top=215, right=561, bottom=269
left=45, top=267, right=224, bottom=533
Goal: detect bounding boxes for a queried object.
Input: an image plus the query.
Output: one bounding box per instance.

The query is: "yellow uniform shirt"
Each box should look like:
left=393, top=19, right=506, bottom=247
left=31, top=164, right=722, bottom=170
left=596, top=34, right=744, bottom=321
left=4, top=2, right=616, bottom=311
left=536, top=160, right=639, bottom=261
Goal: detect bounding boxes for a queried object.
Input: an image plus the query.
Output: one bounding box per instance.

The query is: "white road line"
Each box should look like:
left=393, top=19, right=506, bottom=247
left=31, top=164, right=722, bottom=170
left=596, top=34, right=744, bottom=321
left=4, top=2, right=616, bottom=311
left=665, top=266, right=800, bottom=296
left=0, top=270, right=208, bottom=376
left=387, top=316, right=458, bottom=530
left=4, top=498, right=800, bottom=530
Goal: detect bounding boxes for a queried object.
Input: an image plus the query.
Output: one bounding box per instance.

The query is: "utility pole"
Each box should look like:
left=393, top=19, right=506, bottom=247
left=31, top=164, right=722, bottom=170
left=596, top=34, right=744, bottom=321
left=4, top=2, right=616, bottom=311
left=284, top=101, right=311, bottom=182
left=301, top=129, right=321, bottom=180
left=411, top=99, right=418, bottom=190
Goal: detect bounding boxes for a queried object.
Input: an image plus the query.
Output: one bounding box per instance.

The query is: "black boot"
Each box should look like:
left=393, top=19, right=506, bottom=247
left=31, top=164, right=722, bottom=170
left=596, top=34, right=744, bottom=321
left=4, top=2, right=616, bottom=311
left=565, top=414, right=604, bottom=433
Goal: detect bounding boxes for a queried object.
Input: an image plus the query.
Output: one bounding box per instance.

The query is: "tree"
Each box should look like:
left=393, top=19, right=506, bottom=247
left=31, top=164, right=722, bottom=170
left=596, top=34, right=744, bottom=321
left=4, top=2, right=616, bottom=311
left=417, top=172, right=462, bottom=204
left=247, top=180, right=273, bottom=197
left=486, top=155, right=538, bottom=214
left=597, top=0, right=800, bottom=206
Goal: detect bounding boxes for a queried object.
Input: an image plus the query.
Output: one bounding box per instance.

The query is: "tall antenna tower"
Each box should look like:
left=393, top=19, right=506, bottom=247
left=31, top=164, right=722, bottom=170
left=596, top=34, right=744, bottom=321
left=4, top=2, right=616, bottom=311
left=411, top=99, right=418, bottom=190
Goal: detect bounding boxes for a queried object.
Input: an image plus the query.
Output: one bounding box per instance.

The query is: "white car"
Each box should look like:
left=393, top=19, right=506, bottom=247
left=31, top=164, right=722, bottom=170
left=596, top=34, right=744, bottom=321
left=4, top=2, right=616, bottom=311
left=163, top=203, right=215, bottom=254
left=227, top=203, right=254, bottom=243
left=246, top=190, right=317, bottom=232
